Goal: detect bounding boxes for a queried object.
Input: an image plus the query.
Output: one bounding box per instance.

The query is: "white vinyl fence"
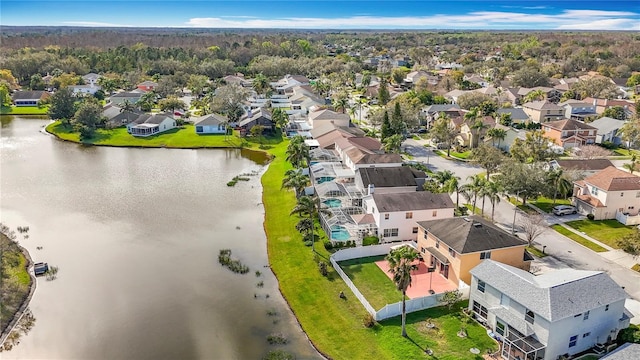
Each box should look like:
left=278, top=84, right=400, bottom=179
left=330, top=243, right=469, bottom=321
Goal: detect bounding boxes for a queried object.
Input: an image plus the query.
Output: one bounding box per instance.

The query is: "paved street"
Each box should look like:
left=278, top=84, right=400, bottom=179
left=403, top=139, right=640, bottom=304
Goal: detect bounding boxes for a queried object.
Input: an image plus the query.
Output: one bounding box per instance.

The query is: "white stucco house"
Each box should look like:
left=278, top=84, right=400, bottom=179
left=194, top=113, right=228, bottom=134
left=127, top=113, right=176, bottom=137
left=469, top=260, right=631, bottom=360
left=82, top=73, right=101, bottom=86
left=362, top=191, right=455, bottom=242
left=573, top=166, right=640, bottom=225
left=68, top=84, right=101, bottom=95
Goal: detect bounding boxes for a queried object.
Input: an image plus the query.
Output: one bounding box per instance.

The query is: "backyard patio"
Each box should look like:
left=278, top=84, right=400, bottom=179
left=375, top=258, right=458, bottom=299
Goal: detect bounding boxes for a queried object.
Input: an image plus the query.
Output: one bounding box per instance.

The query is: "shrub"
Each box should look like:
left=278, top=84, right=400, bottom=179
left=362, top=313, right=376, bottom=328
left=303, top=240, right=313, bottom=247
left=616, top=324, right=640, bottom=345
left=587, top=213, right=595, bottom=220
left=318, top=261, right=328, bottom=277
left=362, top=236, right=379, bottom=246
left=263, top=350, right=295, bottom=360
left=323, top=240, right=333, bottom=250
left=266, top=333, right=289, bottom=345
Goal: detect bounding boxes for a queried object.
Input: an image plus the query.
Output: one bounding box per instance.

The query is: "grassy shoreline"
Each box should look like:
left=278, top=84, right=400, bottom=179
left=262, top=141, right=496, bottom=359
left=0, top=233, right=34, bottom=339
left=1, top=106, right=50, bottom=115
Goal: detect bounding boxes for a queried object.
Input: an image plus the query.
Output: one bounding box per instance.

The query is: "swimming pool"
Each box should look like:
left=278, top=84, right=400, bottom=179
left=330, top=225, right=350, bottom=241
left=323, top=198, right=342, bottom=208
left=316, top=176, right=335, bottom=184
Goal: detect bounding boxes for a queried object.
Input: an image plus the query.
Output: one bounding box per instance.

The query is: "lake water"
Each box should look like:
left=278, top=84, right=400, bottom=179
left=0, top=117, right=320, bottom=359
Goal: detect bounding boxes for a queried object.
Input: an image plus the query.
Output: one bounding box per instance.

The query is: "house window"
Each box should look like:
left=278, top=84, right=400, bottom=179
left=592, top=187, right=598, bottom=195
left=383, top=228, right=399, bottom=237
left=412, top=227, right=418, bottom=234
left=574, top=313, right=582, bottom=318
left=384, top=213, right=390, bottom=220
left=472, top=301, right=488, bottom=320
left=583, top=311, right=589, bottom=320
left=435, top=241, right=440, bottom=249
left=621, top=192, right=624, bottom=197
left=636, top=192, right=640, bottom=198
left=500, top=294, right=510, bottom=308
left=196, top=126, right=203, bottom=132
left=569, top=335, right=578, bottom=348
left=448, top=247, right=456, bottom=258
left=496, top=321, right=506, bottom=336
left=432, top=210, right=437, bottom=217
left=421, top=247, right=425, bottom=253
left=525, top=309, right=535, bottom=324
left=477, top=280, right=486, bottom=293
left=480, top=251, right=491, bottom=260
left=605, top=304, right=609, bottom=311
left=583, top=332, right=591, bottom=338
left=406, top=212, right=413, bottom=219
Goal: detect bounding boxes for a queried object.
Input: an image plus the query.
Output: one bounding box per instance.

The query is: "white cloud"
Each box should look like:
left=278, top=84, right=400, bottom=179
left=185, top=9, right=640, bottom=30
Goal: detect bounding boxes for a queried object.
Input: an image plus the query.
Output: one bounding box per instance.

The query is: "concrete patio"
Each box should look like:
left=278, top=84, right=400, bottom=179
left=375, top=258, right=458, bottom=299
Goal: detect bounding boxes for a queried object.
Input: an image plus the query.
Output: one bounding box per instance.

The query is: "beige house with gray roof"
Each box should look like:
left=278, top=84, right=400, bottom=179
left=522, top=100, right=564, bottom=123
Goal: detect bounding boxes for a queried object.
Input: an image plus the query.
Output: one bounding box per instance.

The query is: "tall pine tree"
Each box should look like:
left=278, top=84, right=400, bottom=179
left=391, top=102, right=405, bottom=136
left=381, top=111, right=392, bottom=141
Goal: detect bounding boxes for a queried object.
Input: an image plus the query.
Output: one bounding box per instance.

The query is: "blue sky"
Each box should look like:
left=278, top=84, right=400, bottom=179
left=2, top=1, right=639, bottom=30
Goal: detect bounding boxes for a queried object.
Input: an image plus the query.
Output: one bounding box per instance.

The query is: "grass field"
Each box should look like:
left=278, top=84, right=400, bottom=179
left=526, top=245, right=547, bottom=258
left=47, top=121, right=245, bottom=148
left=449, top=150, right=471, bottom=159
left=613, top=148, right=640, bottom=157
left=551, top=225, right=608, bottom=252
left=530, top=196, right=571, bottom=213
left=564, top=219, right=635, bottom=249
left=1, top=233, right=32, bottom=332
left=339, top=256, right=402, bottom=309
left=1, top=105, right=49, bottom=115
left=262, top=141, right=497, bottom=359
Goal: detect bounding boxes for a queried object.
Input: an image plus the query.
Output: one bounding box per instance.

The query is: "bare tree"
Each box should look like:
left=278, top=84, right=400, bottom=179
left=520, top=214, right=546, bottom=246
left=574, top=145, right=611, bottom=159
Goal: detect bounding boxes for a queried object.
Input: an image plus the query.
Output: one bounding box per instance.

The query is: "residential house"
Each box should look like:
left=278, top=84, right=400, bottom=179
left=542, top=119, right=597, bottom=149
left=272, top=75, right=310, bottom=95
left=238, top=108, right=274, bottom=133
left=496, top=108, right=530, bottom=124
left=355, top=166, right=427, bottom=194
left=68, top=84, right=101, bottom=95
left=194, top=113, right=228, bottom=134
left=611, top=78, right=633, bottom=99
left=127, top=113, right=176, bottom=137
left=522, top=101, right=565, bottom=123
left=344, top=151, right=403, bottom=172
left=444, top=89, right=469, bottom=105
left=559, top=100, right=598, bottom=121
left=465, top=75, right=488, bottom=88
left=529, top=87, right=562, bottom=103
left=82, top=73, right=101, bottom=86
left=137, top=81, right=158, bottom=92
left=421, top=104, right=463, bottom=128
left=583, top=98, right=636, bottom=119
left=109, top=92, right=142, bottom=106
left=457, top=116, right=495, bottom=147
left=549, top=159, right=614, bottom=178
left=573, top=166, right=640, bottom=224
left=589, top=117, right=626, bottom=145
left=102, top=104, right=142, bottom=128
left=483, top=124, right=526, bottom=152
left=469, top=260, right=630, bottom=360
left=309, top=108, right=351, bottom=128
left=403, top=70, right=430, bottom=87
left=416, top=216, right=531, bottom=287
left=223, top=74, right=250, bottom=87
left=11, top=91, right=50, bottom=106
left=362, top=192, right=455, bottom=242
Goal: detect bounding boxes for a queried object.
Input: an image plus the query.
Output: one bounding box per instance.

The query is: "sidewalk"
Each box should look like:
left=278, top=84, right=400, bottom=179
left=525, top=201, right=639, bottom=269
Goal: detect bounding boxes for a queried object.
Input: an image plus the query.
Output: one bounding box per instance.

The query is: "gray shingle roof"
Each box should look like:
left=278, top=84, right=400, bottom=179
left=601, top=343, right=640, bottom=360
left=470, top=260, right=628, bottom=322
left=357, top=166, right=425, bottom=188
left=589, top=117, right=625, bottom=135
left=12, top=91, right=47, bottom=100
left=424, top=104, right=461, bottom=114
left=417, top=216, right=527, bottom=254
left=194, top=113, right=227, bottom=126
left=111, top=92, right=142, bottom=98
left=372, top=192, right=454, bottom=212
left=496, top=108, right=529, bottom=121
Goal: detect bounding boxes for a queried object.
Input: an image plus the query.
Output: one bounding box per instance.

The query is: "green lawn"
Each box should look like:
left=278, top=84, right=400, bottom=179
left=47, top=121, right=245, bottom=148
left=1, top=105, right=50, bottom=115
left=1, top=233, right=33, bottom=331
left=613, top=148, right=640, bottom=157
left=632, top=264, right=640, bottom=272
left=526, top=245, right=547, bottom=258
left=339, top=256, right=402, bottom=309
left=263, top=141, right=496, bottom=359
left=449, top=150, right=471, bottom=159
left=551, top=225, right=608, bottom=252
left=530, top=196, right=571, bottom=213
left=564, top=219, right=635, bottom=249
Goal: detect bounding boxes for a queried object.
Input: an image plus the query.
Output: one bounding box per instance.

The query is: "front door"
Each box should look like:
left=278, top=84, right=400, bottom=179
left=440, top=263, right=449, bottom=278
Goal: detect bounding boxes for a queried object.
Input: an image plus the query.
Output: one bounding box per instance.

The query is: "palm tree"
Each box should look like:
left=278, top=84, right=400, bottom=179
left=286, top=136, right=309, bottom=168
left=462, top=174, right=486, bottom=213
left=271, top=107, right=289, bottom=131
left=432, top=170, right=454, bottom=188
left=295, top=218, right=314, bottom=241
left=547, top=169, right=572, bottom=205
left=386, top=246, right=419, bottom=337
left=623, top=154, right=638, bottom=175
left=120, top=99, right=136, bottom=113
left=484, top=180, right=503, bottom=221
left=252, top=73, right=269, bottom=95
left=523, top=89, right=546, bottom=103
left=332, top=95, right=349, bottom=114
left=290, top=196, right=330, bottom=252
left=383, top=134, right=403, bottom=153
left=486, top=128, right=507, bottom=148
left=281, top=169, right=309, bottom=197
left=443, top=176, right=462, bottom=208
left=470, top=119, right=489, bottom=148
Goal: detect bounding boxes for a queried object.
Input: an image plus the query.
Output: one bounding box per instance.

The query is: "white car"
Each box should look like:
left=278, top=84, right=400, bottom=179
left=552, top=205, right=577, bottom=216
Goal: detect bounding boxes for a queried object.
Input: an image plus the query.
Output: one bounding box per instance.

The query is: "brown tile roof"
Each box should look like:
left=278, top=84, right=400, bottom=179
left=584, top=166, right=640, bottom=191
left=554, top=159, right=613, bottom=171
left=316, top=130, right=354, bottom=149
left=348, top=137, right=383, bottom=152
left=575, top=194, right=605, bottom=208
left=544, top=119, right=596, bottom=131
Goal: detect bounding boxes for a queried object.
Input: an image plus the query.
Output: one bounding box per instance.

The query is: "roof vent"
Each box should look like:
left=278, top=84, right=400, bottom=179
left=473, top=222, right=482, bottom=228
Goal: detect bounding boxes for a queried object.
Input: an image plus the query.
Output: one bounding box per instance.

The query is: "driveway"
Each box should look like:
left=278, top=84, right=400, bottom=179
left=402, top=139, right=483, bottom=181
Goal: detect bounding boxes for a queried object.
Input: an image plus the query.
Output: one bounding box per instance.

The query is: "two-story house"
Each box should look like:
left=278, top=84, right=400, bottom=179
left=495, top=108, right=530, bottom=124
left=421, top=104, right=463, bottom=129
left=522, top=101, right=564, bottom=123
left=549, top=159, right=614, bottom=178
left=457, top=116, right=495, bottom=148
left=542, top=119, right=597, bottom=149
left=309, top=108, right=351, bottom=129
left=362, top=191, right=454, bottom=242
left=559, top=100, right=598, bottom=121
left=589, top=117, right=627, bottom=146
left=469, top=260, right=630, bottom=360
left=82, top=72, right=101, bottom=86
left=416, top=216, right=532, bottom=287
left=573, top=166, right=640, bottom=225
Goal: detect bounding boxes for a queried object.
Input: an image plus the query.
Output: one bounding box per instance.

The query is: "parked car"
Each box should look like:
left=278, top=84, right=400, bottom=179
left=552, top=205, right=577, bottom=216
